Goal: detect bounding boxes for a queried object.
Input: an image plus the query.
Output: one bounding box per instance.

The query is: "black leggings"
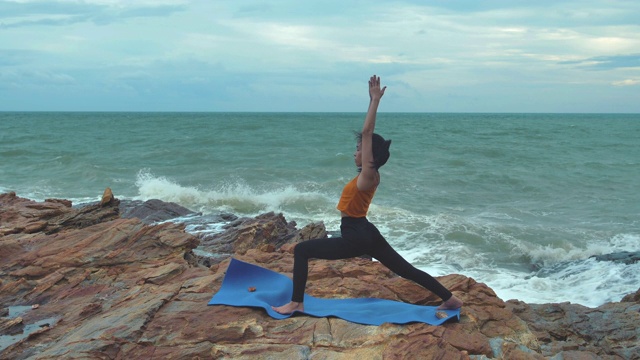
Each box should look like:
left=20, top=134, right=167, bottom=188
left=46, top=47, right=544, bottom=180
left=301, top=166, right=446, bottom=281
left=291, top=216, right=453, bottom=303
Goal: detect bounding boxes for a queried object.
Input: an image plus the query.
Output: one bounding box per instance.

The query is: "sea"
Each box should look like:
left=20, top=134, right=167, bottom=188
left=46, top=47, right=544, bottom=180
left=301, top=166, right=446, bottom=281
left=1, top=112, right=638, bottom=307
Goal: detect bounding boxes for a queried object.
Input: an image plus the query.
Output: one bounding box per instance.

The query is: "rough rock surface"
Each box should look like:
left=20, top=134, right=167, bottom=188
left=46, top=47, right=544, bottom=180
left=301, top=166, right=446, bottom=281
left=118, top=198, right=198, bottom=224
left=196, top=213, right=327, bottom=265
left=0, top=192, right=638, bottom=359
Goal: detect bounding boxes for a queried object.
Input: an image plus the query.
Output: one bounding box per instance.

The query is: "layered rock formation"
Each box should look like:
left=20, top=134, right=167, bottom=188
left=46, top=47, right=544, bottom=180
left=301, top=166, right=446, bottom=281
left=0, top=192, right=638, bottom=359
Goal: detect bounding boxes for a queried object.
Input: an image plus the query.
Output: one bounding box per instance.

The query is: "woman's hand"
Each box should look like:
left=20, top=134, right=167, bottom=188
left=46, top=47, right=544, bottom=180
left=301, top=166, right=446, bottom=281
left=369, top=75, right=387, bottom=102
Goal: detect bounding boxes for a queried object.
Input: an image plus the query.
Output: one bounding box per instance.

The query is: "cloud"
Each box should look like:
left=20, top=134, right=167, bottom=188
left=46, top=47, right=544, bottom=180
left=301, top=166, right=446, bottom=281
left=612, top=79, right=640, bottom=87
left=1, top=0, right=639, bottom=112
left=561, top=54, right=640, bottom=70
left=0, top=68, right=76, bottom=89
left=0, top=0, right=186, bottom=28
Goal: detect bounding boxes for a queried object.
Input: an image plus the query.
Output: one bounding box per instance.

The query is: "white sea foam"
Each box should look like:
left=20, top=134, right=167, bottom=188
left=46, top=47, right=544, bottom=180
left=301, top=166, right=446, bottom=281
left=480, top=259, right=640, bottom=307
left=362, top=205, right=639, bottom=307
left=132, top=170, right=639, bottom=308
left=408, top=228, right=640, bottom=307
left=135, top=170, right=337, bottom=222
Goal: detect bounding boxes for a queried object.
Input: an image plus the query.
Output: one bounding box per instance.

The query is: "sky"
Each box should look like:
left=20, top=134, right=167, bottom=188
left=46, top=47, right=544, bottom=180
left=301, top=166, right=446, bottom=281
left=1, top=0, right=639, bottom=113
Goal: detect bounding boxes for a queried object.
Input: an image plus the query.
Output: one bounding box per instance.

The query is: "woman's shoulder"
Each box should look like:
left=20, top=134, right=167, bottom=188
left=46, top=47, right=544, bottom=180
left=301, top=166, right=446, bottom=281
left=355, top=171, right=379, bottom=192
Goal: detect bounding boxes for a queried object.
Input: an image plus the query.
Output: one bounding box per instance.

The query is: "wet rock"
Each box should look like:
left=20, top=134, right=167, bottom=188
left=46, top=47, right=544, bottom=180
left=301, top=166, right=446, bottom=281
left=590, top=251, right=640, bottom=265
left=118, top=198, right=197, bottom=224
left=505, top=299, right=640, bottom=359
left=0, top=317, right=24, bottom=336
left=621, top=288, right=640, bottom=303
left=197, top=211, right=299, bottom=258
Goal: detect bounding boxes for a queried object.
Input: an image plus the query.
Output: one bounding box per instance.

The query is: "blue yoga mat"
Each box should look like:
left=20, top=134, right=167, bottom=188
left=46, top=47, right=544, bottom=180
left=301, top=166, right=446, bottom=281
left=208, top=258, right=460, bottom=326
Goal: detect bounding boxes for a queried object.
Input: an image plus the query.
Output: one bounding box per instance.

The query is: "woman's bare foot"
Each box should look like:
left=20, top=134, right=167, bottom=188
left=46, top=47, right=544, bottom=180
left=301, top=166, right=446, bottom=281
left=271, top=301, right=304, bottom=314
left=437, top=295, right=463, bottom=310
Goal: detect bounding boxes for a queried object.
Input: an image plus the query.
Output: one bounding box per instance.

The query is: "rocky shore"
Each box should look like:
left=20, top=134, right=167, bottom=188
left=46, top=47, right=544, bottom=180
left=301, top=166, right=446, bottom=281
left=1, top=191, right=638, bottom=359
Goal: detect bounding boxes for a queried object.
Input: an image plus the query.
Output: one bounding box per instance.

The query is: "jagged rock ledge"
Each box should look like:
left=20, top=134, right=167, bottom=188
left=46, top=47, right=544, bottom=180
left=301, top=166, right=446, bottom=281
left=1, top=191, right=638, bottom=359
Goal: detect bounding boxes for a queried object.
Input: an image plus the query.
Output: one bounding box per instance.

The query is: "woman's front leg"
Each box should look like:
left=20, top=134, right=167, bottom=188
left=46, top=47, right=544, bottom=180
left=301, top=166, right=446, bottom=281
left=272, top=237, right=363, bottom=313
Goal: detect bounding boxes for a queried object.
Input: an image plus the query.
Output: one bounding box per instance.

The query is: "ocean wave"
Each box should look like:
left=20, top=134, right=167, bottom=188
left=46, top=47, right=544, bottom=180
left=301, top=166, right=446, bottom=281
left=487, top=259, right=640, bottom=306
left=132, top=169, right=639, bottom=307
left=134, top=170, right=337, bottom=222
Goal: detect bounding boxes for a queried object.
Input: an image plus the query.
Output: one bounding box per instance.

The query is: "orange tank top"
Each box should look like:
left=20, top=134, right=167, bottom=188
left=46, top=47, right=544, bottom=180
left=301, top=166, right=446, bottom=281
left=336, top=176, right=377, bottom=218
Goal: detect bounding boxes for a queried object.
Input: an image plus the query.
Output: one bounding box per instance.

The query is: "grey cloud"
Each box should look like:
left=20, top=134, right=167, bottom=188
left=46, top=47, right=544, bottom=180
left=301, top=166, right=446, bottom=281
left=0, top=1, right=187, bottom=28
left=0, top=1, right=95, bottom=16
left=561, top=54, right=640, bottom=70
left=1, top=15, right=88, bottom=29
left=119, top=5, right=188, bottom=19
left=235, top=4, right=273, bottom=16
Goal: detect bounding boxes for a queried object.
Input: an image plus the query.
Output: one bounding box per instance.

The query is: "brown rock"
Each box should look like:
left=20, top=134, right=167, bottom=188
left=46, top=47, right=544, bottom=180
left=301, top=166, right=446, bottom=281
left=100, top=187, right=114, bottom=206
left=621, top=287, right=640, bottom=303
left=291, top=221, right=327, bottom=242
left=45, top=198, right=72, bottom=207
left=79, top=302, right=103, bottom=317
left=258, top=243, right=276, bottom=253
left=198, top=211, right=298, bottom=257
left=119, top=198, right=197, bottom=224
left=506, top=299, right=640, bottom=359
left=23, top=221, right=47, bottom=234
left=0, top=317, right=24, bottom=336
left=0, top=192, right=120, bottom=237
left=279, top=242, right=297, bottom=254
left=1, top=192, right=637, bottom=360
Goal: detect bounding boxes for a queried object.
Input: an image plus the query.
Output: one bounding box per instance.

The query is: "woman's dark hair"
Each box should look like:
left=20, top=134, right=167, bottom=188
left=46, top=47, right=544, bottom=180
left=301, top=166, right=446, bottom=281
left=354, top=131, right=392, bottom=170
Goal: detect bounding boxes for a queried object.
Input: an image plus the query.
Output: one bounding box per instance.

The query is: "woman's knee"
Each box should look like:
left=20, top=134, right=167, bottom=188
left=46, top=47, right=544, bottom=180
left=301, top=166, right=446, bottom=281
left=293, top=242, right=308, bottom=259
left=294, top=239, right=322, bottom=259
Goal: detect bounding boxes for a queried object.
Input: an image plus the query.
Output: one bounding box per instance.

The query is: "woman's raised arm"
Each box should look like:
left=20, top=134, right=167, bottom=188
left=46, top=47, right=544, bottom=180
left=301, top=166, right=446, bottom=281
left=357, top=75, right=386, bottom=190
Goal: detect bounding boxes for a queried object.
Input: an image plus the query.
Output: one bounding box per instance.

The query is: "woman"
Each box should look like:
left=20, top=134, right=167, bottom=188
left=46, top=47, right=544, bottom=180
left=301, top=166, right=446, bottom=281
left=272, top=75, right=463, bottom=314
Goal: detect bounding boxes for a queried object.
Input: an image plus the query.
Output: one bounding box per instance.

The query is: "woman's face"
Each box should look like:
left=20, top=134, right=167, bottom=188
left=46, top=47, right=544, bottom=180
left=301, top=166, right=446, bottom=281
left=354, top=142, right=362, bottom=167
